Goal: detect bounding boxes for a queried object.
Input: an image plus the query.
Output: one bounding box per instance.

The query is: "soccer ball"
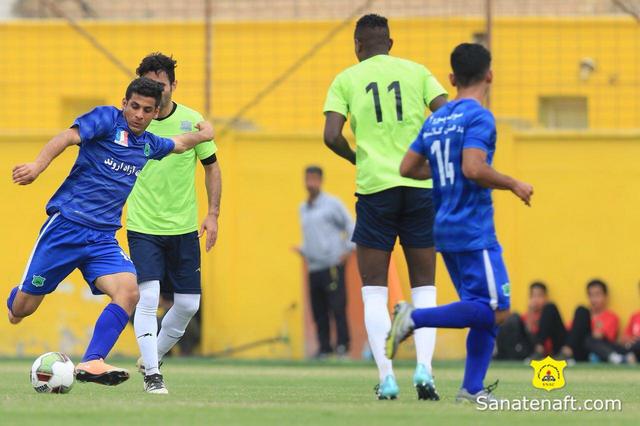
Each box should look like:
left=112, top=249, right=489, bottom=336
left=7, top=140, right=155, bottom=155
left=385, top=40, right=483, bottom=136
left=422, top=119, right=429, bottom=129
left=30, top=352, right=75, bottom=394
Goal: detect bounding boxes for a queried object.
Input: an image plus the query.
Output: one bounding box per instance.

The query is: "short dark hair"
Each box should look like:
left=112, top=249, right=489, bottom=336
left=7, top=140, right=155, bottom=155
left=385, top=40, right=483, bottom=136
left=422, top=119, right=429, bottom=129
left=587, top=279, right=608, bottom=295
left=354, top=14, right=390, bottom=46
left=125, top=77, right=164, bottom=107
left=450, top=43, right=492, bottom=88
left=136, top=52, right=178, bottom=84
left=305, top=165, right=323, bottom=177
left=529, top=281, right=548, bottom=294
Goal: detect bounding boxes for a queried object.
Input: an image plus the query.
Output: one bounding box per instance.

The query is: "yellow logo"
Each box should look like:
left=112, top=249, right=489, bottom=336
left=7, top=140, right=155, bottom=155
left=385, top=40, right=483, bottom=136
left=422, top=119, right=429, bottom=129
left=530, top=356, right=567, bottom=391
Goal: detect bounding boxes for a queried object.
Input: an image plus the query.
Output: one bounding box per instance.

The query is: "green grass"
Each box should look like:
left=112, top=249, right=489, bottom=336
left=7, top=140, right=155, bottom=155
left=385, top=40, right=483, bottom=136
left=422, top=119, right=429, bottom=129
left=0, top=358, right=638, bottom=425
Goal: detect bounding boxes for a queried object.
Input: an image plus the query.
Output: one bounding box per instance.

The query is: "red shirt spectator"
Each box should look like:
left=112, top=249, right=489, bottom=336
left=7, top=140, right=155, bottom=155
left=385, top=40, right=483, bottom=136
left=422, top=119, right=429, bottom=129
left=623, top=311, right=640, bottom=343
left=591, top=310, right=619, bottom=343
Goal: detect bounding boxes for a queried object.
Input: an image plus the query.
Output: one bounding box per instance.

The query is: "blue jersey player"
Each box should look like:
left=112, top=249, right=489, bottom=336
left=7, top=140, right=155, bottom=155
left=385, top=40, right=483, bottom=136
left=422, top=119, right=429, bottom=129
left=385, top=43, right=534, bottom=404
left=7, top=78, right=214, bottom=386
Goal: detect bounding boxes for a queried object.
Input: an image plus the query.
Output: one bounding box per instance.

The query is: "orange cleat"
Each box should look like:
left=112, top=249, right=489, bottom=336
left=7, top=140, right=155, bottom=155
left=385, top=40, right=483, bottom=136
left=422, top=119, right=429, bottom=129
left=75, top=359, right=130, bottom=386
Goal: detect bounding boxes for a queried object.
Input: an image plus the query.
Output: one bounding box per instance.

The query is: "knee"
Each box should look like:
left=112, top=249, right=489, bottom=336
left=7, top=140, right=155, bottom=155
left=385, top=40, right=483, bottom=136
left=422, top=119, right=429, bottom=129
left=11, top=304, right=37, bottom=318
left=174, top=294, right=200, bottom=318
left=114, top=281, right=139, bottom=312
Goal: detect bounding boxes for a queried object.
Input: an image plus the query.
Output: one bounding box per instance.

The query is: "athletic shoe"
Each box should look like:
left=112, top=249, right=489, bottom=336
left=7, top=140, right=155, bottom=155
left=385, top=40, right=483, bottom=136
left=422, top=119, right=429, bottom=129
left=385, top=302, right=415, bottom=359
left=455, top=380, right=500, bottom=404
left=136, top=356, right=163, bottom=375
left=374, top=375, right=399, bottom=400
left=75, top=359, right=130, bottom=386
left=413, top=363, right=440, bottom=401
left=143, top=373, right=169, bottom=395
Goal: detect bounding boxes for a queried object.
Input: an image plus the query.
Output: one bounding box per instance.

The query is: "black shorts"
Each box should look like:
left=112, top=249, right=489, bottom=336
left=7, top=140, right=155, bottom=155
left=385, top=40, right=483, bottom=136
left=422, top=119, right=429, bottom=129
left=352, top=186, right=434, bottom=252
left=127, top=230, right=201, bottom=294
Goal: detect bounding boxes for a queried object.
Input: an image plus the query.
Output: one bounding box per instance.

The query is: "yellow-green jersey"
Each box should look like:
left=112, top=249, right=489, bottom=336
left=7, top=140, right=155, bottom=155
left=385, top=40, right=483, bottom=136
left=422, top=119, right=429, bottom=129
left=126, top=102, right=217, bottom=235
left=323, top=54, right=447, bottom=194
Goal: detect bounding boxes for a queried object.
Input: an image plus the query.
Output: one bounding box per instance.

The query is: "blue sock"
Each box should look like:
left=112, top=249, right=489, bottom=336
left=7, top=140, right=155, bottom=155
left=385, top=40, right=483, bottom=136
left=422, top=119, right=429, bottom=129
left=462, top=326, right=498, bottom=394
left=6, top=287, right=18, bottom=315
left=410, top=301, right=495, bottom=331
left=82, top=303, right=129, bottom=362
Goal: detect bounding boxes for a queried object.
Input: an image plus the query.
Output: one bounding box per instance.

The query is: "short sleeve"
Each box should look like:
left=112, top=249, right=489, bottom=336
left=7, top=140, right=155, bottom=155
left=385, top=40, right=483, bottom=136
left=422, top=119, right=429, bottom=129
left=191, top=114, right=217, bottom=160
left=323, top=72, right=349, bottom=118
left=146, top=133, right=175, bottom=160
left=463, top=110, right=496, bottom=152
left=422, top=66, right=448, bottom=107
left=72, top=106, right=117, bottom=144
left=409, top=123, right=428, bottom=156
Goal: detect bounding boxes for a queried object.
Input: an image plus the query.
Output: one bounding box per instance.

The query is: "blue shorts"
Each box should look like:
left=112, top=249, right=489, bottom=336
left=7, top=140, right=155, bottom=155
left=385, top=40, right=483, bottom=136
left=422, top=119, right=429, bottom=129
left=441, top=245, right=511, bottom=311
left=352, top=186, right=434, bottom=251
left=19, top=213, right=137, bottom=296
left=127, top=230, right=201, bottom=294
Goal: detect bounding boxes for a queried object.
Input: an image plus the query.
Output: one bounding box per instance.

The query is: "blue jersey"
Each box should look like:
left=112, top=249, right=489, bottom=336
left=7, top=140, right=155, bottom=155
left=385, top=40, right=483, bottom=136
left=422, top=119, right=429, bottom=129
left=410, top=98, right=498, bottom=252
left=46, top=106, right=175, bottom=231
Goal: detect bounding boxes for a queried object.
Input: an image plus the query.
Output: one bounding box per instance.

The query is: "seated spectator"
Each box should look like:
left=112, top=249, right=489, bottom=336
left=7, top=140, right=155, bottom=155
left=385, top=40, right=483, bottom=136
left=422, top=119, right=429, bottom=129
left=560, top=279, right=625, bottom=364
left=495, top=282, right=566, bottom=360
left=621, top=282, right=640, bottom=364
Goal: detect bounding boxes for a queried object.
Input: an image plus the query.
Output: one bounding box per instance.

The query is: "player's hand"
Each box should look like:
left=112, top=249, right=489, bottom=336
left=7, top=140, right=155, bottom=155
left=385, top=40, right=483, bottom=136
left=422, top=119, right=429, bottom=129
left=196, top=121, right=215, bottom=141
left=199, top=213, right=218, bottom=252
left=511, top=180, right=534, bottom=206
left=12, top=162, right=44, bottom=185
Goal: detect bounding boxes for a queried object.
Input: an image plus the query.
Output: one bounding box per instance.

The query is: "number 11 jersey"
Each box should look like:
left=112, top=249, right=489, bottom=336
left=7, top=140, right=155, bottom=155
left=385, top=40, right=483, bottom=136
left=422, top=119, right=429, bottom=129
left=323, top=54, right=447, bottom=195
left=409, top=98, right=498, bottom=252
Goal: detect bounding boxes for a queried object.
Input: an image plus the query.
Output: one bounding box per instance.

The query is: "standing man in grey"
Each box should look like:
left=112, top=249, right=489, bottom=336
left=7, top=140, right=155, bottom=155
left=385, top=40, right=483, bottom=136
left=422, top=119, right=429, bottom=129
left=295, top=166, right=355, bottom=358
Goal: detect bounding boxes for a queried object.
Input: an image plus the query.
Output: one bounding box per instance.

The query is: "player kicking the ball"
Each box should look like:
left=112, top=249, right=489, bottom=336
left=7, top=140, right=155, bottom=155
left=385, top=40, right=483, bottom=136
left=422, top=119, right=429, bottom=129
left=128, top=53, right=221, bottom=395
left=386, top=43, right=534, bottom=404
left=323, top=14, right=447, bottom=400
left=6, top=77, right=214, bottom=386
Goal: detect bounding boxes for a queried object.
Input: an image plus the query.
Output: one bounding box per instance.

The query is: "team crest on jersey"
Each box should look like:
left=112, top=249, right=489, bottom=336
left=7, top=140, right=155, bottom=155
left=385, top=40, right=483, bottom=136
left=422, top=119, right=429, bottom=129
left=114, top=129, right=129, bottom=147
left=180, top=120, right=192, bottom=132
left=144, top=143, right=150, bottom=157
left=530, top=356, right=567, bottom=391
left=31, top=275, right=46, bottom=287
left=502, top=283, right=511, bottom=297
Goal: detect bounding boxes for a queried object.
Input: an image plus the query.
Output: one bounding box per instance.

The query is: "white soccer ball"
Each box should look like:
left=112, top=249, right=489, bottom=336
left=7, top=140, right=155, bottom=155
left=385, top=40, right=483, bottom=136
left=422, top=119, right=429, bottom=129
left=30, top=352, right=75, bottom=394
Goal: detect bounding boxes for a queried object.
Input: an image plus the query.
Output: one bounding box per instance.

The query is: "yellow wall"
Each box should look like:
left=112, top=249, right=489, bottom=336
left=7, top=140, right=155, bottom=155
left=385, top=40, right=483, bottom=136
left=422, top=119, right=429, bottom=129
left=1, top=17, right=638, bottom=133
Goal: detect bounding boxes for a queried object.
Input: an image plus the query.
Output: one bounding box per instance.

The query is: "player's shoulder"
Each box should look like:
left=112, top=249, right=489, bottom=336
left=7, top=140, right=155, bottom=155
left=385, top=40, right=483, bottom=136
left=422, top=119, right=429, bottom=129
left=174, top=102, right=204, bottom=121
left=459, top=100, right=494, bottom=124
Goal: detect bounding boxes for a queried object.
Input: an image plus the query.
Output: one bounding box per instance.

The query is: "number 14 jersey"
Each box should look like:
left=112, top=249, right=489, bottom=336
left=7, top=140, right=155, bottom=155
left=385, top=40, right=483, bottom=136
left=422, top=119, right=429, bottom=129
left=323, top=54, right=447, bottom=194
left=410, top=98, right=498, bottom=252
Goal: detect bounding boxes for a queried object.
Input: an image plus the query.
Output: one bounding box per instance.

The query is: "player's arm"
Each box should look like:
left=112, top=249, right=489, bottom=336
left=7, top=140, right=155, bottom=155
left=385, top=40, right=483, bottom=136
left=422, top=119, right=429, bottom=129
left=428, top=94, right=448, bottom=112
left=323, top=112, right=356, bottom=165
left=200, top=160, right=221, bottom=252
left=12, top=128, right=81, bottom=185
left=462, top=148, right=533, bottom=206
left=400, top=150, right=432, bottom=180
left=171, top=121, right=215, bottom=154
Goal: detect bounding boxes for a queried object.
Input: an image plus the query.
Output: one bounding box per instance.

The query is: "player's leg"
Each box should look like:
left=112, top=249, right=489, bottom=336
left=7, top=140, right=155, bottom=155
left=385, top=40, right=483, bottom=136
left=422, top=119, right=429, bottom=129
left=156, top=232, right=201, bottom=362
left=309, top=268, right=333, bottom=356
left=7, top=213, right=76, bottom=324
left=7, top=289, right=44, bottom=324
left=354, top=189, right=400, bottom=396
left=398, top=187, right=438, bottom=400
left=75, top=236, right=139, bottom=386
left=387, top=246, right=510, bottom=402
left=353, top=189, right=400, bottom=399
left=127, top=230, right=165, bottom=381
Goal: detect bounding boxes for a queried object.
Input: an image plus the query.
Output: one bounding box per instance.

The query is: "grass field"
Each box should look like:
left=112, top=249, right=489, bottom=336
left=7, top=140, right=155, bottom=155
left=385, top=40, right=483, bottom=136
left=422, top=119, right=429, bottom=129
left=0, top=358, right=638, bottom=425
